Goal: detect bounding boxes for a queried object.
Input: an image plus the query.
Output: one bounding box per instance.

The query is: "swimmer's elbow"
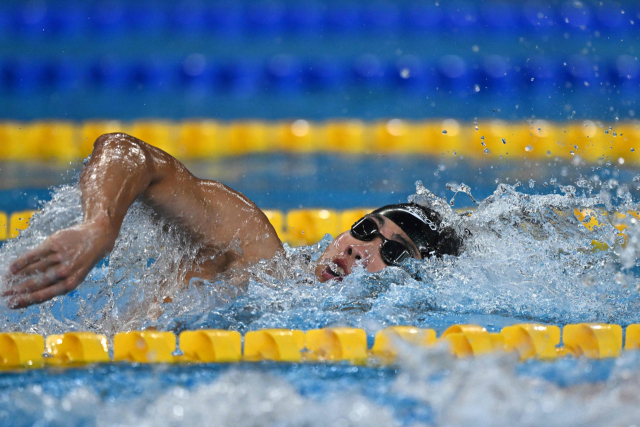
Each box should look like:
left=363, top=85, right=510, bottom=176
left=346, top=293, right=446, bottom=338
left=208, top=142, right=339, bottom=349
left=94, top=132, right=142, bottom=152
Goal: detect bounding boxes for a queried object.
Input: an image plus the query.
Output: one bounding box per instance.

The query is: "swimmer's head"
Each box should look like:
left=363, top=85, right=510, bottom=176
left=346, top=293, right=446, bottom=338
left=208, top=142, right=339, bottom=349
left=315, top=203, right=463, bottom=282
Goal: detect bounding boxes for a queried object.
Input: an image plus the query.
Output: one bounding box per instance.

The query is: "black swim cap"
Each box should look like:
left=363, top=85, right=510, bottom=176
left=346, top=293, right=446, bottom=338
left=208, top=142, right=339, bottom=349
left=371, top=203, right=463, bottom=258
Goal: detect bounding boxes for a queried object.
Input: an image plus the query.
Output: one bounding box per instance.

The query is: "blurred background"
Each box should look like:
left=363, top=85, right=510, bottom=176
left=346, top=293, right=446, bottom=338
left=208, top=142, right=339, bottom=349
left=0, top=0, right=639, bottom=243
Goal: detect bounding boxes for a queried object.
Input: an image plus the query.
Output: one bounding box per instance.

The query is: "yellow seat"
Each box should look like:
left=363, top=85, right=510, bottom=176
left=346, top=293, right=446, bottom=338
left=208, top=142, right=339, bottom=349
left=562, top=323, right=622, bottom=358
left=113, top=331, right=176, bottom=363
left=474, top=121, right=530, bottom=160
left=372, top=119, right=417, bottom=154
left=0, top=333, right=44, bottom=368
left=412, top=119, right=470, bottom=157
left=339, top=208, right=374, bottom=233
left=501, top=324, right=561, bottom=360
left=371, top=326, right=436, bottom=360
left=0, top=121, right=26, bottom=160
left=625, top=324, right=640, bottom=350
left=9, top=210, right=36, bottom=238
left=440, top=324, right=500, bottom=357
left=323, top=120, right=368, bottom=154
left=286, top=209, right=340, bottom=246
left=276, top=120, right=319, bottom=152
left=0, top=211, right=7, bottom=241
left=32, top=121, right=80, bottom=162
left=129, top=121, right=178, bottom=157
left=79, top=121, right=124, bottom=157
left=262, top=210, right=285, bottom=241
left=176, top=120, right=221, bottom=159
left=179, top=330, right=241, bottom=363
left=616, top=121, right=640, bottom=163
left=563, top=121, right=609, bottom=162
left=45, top=332, right=109, bottom=365
left=226, top=121, right=269, bottom=155
left=3, top=122, right=41, bottom=161
left=243, top=329, right=305, bottom=362
left=525, top=120, right=566, bottom=159
left=305, top=327, right=368, bottom=363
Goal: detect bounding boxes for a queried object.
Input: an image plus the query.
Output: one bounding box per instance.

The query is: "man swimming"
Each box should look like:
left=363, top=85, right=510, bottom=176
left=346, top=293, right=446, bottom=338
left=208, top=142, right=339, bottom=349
left=3, top=133, right=462, bottom=308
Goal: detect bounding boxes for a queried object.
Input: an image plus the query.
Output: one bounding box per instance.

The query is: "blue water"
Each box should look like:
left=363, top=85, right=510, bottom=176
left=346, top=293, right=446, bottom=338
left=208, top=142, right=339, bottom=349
left=0, top=356, right=629, bottom=427
left=1, top=172, right=640, bottom=425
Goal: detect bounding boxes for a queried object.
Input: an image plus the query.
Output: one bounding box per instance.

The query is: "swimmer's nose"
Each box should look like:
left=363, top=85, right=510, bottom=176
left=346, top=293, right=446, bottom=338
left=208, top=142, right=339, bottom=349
left=345, top=244, right=368, bottom=267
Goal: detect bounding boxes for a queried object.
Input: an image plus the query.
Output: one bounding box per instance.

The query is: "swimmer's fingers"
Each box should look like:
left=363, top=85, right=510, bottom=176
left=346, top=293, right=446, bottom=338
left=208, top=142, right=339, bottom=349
left=10, top=254, right=61, bottom=280
left=7, top=276, right=79, bottom=309
left=9, top=246, right=55, bottom=275
left=2, top=263, right=68, bottom=297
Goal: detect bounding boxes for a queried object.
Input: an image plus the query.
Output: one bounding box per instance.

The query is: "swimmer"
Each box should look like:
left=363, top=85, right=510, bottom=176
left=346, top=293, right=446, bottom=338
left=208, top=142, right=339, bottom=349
left=3, top=133, right=462, bottom=308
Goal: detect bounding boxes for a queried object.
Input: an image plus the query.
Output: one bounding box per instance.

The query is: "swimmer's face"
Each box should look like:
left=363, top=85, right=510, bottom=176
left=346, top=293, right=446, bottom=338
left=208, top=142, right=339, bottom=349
left=315, top=214, right=421, bottom=282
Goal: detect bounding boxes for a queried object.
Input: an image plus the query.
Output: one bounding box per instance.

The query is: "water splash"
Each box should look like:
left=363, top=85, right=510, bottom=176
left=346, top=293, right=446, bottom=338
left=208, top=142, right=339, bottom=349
left=1, top=178, right=640, bottom=336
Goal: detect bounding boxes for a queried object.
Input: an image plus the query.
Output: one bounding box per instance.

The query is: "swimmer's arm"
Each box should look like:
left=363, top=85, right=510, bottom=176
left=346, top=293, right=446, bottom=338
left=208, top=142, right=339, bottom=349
left=5, top=133, right=282, bottom=308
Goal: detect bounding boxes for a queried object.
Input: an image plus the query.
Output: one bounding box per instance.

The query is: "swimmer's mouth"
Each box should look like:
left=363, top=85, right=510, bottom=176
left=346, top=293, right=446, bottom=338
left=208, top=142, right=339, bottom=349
left=322, top=258, right=349, bottom=282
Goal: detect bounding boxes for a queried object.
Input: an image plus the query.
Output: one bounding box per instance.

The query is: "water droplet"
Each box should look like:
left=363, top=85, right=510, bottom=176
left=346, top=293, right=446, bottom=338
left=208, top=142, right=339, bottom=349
left=631, top=148, right=635, bottom=152
left=502, top=138, right=507, bottom=144
left=442, top=130, right=447, bottom=134
left=483, top=148, right=489, bottom=154
left=481, top=141, right=486, bottom=147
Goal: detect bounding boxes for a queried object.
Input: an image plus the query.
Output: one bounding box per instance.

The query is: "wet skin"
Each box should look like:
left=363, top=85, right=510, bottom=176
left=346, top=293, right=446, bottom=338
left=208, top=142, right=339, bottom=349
left=315, top=214, right=421, bottom=282
left=2, top=133, right=417, bottom=308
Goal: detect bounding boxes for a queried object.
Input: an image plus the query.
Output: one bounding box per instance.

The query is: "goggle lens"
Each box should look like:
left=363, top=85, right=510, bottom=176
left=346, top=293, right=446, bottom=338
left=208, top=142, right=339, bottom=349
left=350, top=217, right=412, bottom=266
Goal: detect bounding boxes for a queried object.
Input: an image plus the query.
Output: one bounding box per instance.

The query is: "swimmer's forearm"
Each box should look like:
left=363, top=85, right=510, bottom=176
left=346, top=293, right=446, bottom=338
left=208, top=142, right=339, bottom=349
left=80, top=133, right=158, bottom=241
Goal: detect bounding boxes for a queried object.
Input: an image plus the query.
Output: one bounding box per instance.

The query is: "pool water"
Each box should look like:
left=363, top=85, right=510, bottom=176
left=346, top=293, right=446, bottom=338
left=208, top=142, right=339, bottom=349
left=2, top=161, right=640, bottom=425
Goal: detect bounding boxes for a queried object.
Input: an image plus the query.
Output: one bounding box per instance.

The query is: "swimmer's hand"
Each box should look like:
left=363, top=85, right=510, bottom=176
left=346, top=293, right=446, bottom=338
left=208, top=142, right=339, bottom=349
left=3, top=219, right=116, bottom=309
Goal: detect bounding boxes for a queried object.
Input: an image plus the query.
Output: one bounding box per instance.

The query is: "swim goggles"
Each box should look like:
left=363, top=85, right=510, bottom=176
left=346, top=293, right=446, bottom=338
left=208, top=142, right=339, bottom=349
left=350, top=217, right=413, bottom=266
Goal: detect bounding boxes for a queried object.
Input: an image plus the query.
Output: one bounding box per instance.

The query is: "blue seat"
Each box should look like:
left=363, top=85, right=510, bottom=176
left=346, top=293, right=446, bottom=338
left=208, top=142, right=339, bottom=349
left=15, top=2, right=49, bottom=36
left=525, top=57, right=560, bottom=91
left=352, top=54, right=387, bottom=87
left=206, top=3, right=244, bottom=35
left=218, top=60, right=262, bottom=95
left=362, top=3, right=401, bottom=32
left=438, top=55, right=473, bottom=94
left=403, top=4, right=442, bottom=31
left=126, top=4, right=167, bottom=33
left=245, top=1, right=285, bottom=33
left=521, top=2, right=557, bottom=30
left=131, top=60, right=177, bottom=92
left=392, top=55, right=432, bottom=92
left=1, top=58, right=46, bottom=92
left=266, top=54, right=303, bottom=92
left=0, top=7, right=12, bottom=36
left=481, top=55, right=514, bottom=94
left=49, top=5, right=87, bottom=37
left=90, top=58, right=132, bottom=90
left=594, top=3, right=629, bottom=33
left=565, top=55, right=598, bottom=89
left=445, top=1, right=479, bottom=31
left=480, top=2, right=517, bottom=31
left=91, top=1, right=126, bottom=34
left=180, top=55, right=217, bottom=93
left=559, top=1, right=591, bottom=31
left=612, top=55, right=640, bottom=95
left=305, top=57, right=348, bottom=90
left=326, top=4, right=361, bottom=32
left=285, top=2, right=324, bottom=33
left=172, top=2, right=206, bottom=33
left=44, top=59, right=87, bottom=91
